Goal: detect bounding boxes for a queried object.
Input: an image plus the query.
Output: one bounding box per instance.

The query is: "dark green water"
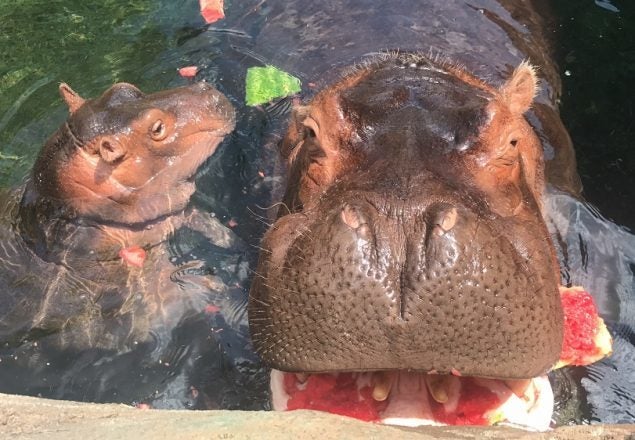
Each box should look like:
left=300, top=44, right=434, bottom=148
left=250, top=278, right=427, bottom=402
left=0, top=0, right=204, bottom=186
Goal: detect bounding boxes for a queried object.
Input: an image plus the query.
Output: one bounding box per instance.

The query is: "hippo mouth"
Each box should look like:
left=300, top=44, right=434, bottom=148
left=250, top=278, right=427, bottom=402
left=263, top=286, right=615, bottom=430
left=251, top=195, right=563, bottom=430
left=270, top=369, right=554, bottom=430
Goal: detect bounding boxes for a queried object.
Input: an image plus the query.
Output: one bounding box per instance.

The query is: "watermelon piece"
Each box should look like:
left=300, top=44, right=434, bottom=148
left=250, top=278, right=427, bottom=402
left=178, top=66, right=198, bottom=78
left=430, top=378, right=504, bottom=426
left=245, top=66, right=302, bottom=106
left=556, top=286, right=613, bottom=368
left=276, top=371, right=551, bottom=428
left=199, top=0, right=224, bottom=24
left=284, top=373, right=386, bottom=422
left=119, top=245, right=146, bottom=268
left=204, top=304, right=221, bottom=314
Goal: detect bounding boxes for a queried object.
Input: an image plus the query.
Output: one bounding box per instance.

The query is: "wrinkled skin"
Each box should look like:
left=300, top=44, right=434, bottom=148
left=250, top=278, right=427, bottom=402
left=0, top=83, right=267, bottom=408
left=250, top=54, right=563, bottom=379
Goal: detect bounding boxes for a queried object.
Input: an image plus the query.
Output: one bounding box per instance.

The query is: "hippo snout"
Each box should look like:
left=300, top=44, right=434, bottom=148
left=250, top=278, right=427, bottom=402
left=250, top=183, right=562, bottom=378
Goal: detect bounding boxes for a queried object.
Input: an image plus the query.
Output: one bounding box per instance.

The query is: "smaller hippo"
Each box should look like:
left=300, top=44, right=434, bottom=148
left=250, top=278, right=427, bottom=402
left=0, top=82, right=265, bottom=408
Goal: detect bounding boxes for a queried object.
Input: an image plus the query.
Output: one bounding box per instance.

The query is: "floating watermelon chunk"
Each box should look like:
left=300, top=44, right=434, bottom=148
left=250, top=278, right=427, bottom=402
left=245, top=66, right=302, bottom=106
left=179, top=66, right=198, bottom=78
left=119, top=245, right=146, bottom=268
left=204, top=304, right=221, bottom=314
left=199, top=0, right=224, bottom=24
left=556, top=286, right=613, bottom=368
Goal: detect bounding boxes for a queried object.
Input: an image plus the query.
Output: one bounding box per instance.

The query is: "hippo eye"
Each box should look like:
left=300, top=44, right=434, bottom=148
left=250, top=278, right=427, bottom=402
left=302, top=117, right=320, bottom=140
left=150, top=120, right=167, bottom=141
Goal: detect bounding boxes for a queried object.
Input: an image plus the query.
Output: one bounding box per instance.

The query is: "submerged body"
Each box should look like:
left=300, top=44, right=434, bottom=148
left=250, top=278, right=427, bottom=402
left=0, top=82, right=267, bottom=408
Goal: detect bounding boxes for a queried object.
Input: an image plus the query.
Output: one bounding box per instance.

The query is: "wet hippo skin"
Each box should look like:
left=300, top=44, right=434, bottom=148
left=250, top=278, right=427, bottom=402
left=250, top=55, right=563, bottom=379
left=228, top=0, right=625, bottom=426
left=0, top=82, right=265, bottom=408
left=238, top=2, right=576, bottom=379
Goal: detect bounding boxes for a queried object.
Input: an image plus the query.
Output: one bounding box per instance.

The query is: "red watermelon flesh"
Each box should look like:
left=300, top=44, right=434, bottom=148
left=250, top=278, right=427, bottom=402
left=556, top=286, right=613, bottom=368
left=199, top=0, right=224, bottom=24
left=272, top=370, right=553, bottom=429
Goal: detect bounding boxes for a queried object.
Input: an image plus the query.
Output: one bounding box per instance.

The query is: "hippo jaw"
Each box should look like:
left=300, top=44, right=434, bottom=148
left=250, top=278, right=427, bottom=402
left=249, top=54, right=563, bottom=426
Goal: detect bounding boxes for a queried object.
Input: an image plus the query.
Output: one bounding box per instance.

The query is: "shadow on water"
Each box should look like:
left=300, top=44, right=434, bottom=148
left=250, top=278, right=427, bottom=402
left=552, top=0, right=635, bottom=232
left=0, top=0, right=633, bottom=426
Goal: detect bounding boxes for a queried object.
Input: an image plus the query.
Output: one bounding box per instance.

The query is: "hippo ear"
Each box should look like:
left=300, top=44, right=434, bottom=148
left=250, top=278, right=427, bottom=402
left=499, top=61, right=538, bottom=114
left=279, top=105, right=310, bottom=159
left=59, top=83, right=86, bottom=114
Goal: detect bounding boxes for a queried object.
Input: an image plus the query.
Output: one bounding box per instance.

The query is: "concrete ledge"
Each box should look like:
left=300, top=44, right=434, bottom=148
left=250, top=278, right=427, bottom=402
left=1, top=393, right=634, bottom=439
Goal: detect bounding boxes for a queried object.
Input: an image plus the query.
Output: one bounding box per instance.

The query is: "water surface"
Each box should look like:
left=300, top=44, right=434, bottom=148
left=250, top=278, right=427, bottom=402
left=0, top=0, right=633, bottom=425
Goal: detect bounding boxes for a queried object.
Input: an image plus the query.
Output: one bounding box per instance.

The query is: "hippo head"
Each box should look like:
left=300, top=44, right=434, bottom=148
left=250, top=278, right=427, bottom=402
left=249, top=53, right=563, bottom=423
left=31, top=81, right=235, bottom=225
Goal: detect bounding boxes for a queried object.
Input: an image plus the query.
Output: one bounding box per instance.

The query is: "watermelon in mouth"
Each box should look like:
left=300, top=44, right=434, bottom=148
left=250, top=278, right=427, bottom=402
left=271, top=370, right=554, bottom=429
left=267, top=286, right=612, bottom=430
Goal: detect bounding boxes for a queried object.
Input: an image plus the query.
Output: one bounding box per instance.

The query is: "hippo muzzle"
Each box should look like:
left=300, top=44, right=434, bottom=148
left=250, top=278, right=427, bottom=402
left=249, top=54, right=563, bottom=381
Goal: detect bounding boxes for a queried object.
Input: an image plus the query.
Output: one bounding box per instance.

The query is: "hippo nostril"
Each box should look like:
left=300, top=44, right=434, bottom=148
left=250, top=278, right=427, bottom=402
left=432, top=207, right=458, bottom=236
left=98, top=138, right=125, bottom=164
left=341, top=205, right=372, bottom=240
left=341, top=204, right=362, bottom=229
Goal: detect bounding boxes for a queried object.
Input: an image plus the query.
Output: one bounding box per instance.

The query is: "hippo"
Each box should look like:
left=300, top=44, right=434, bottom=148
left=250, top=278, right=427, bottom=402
left=251, top=57, right=561, bottom=374
left=221, top=0, right=624, bottom=428
left=250, top=54, right=566, bottom=428
left=0, top=81, right=267, bottom=409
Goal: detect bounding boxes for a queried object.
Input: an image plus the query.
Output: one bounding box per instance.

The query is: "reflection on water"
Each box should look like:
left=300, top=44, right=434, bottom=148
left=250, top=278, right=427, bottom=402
left=547, top=189, right=635, bottom=424
left=0, top=0, right=633, bottom=425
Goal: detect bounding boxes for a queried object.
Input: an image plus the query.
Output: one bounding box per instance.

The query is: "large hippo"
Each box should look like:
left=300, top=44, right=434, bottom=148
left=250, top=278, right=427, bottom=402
left=216, top=0, right=630, bottom=428
left=251, top=57, right=564, bottom=428
left=0, top=81, right=267, bottom=409
left=252, top=56, right=561, bottom=371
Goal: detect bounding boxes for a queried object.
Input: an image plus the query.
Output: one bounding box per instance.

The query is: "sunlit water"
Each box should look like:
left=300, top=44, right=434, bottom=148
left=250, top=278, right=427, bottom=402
left=0, top=0, right=633, bottom=425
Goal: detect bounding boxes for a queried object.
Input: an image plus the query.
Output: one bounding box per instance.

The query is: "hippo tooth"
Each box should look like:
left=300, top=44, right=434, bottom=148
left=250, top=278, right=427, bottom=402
left=424, top=374, right=452, bottom=404
left=295, top=373, right=308, bottom=384
left=372, top=371, right=394, bottom=401
left=504, top=378, right=532, bottom=399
